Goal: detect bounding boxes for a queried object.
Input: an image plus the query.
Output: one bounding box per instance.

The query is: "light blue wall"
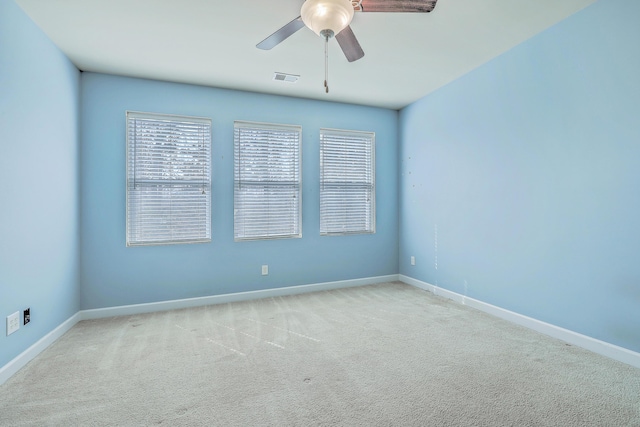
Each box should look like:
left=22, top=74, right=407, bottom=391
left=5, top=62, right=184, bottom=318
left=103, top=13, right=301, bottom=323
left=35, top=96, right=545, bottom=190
left=80, top=73, right=398, bottom=309
left=0, top=0, right=80, bottom=367
left=399, top=0, right=640, bottom=352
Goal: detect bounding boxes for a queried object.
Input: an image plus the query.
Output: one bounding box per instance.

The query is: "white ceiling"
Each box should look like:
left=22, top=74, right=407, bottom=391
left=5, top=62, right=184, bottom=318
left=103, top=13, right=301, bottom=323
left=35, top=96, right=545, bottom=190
left=15, top=0, right=596, bottom=110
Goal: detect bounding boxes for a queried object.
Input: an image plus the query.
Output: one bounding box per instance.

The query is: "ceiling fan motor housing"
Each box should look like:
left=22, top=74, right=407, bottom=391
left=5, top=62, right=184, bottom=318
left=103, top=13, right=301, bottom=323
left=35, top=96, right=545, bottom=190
left=301, top=0, right=355, bottom=37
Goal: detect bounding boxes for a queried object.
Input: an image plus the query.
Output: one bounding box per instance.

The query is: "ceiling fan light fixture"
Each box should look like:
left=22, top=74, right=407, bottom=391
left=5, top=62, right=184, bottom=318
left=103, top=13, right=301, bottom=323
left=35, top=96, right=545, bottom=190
left=301, top=0, right=355, bottom=37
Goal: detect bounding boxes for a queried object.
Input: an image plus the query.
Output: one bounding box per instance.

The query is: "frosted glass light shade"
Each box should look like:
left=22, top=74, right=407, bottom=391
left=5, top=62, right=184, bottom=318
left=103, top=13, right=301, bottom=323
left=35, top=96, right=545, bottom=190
left=301, top=0, right=355, bottom=37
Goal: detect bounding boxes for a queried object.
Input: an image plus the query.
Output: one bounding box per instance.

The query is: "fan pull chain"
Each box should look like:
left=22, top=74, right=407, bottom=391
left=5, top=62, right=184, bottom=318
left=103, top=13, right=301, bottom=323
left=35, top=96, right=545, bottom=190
left=324, top=32, right=329, bottom=93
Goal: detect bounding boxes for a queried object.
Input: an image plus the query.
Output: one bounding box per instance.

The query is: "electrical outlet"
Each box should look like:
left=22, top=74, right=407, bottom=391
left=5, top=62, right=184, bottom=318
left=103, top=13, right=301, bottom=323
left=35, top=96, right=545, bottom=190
left=6, top=312, right=20, bottom=336
left=24, top=308, right=30, bottom=325
left=261, top=265, right=269, bottom=276
left=411, top=256, right=416, bottom=266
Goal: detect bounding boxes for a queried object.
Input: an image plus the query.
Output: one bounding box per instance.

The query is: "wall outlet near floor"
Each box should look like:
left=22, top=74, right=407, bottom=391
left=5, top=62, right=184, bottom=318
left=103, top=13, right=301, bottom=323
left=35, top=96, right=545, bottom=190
left=6, top=312, right=20, bottom=336
left=261, top=265, right=269, bottom=276
left=411, top=256, right=416, bottom=266
left=24, top=308, right=30, bottom=325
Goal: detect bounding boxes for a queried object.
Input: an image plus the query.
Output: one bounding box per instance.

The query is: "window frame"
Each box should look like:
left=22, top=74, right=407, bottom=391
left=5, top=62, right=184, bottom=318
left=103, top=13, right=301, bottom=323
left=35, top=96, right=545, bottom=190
left=319, top=127, right=376, bottom=236
left=126, top=111, right=212, bottom=247
left=233, top=120, right=302, bottom=241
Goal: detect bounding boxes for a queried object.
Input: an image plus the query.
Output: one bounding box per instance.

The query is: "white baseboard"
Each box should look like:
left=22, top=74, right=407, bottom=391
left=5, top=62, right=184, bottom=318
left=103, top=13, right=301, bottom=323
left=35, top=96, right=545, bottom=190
left=9, top=273, right=635, bottom=386
left=399, top=274, right=640, bottom=369
left=1, top=275, right=398, bottom=385
left=0, top=312, right=81, bottom=385
left=80, top=274, right=400, bottom=320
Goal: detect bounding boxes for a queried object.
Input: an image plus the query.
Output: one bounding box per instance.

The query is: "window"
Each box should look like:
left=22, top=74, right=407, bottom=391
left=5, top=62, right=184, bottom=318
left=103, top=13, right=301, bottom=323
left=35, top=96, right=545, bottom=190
left=320, top=128, right=375, bottom=235
left=126, top=111, right=211, bottom=246
left=234, top=121, right=302, bottom=241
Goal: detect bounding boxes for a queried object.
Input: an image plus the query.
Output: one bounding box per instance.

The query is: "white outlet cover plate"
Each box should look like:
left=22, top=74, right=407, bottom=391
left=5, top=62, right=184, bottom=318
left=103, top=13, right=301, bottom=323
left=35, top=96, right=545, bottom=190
left=7, top=311, right=20, bottom=336
left=261, top=265, right=268, bottom=275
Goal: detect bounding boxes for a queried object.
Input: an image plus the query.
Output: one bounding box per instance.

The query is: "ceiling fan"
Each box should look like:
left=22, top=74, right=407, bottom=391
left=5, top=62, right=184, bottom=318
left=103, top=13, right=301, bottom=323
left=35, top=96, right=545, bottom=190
left=257, top=0, right=438, bottom=92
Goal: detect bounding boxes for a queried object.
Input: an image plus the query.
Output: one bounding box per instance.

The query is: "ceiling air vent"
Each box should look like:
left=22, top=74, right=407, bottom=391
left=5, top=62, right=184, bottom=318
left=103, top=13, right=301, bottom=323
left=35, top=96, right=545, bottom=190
left=273, top=72, right=299, bottom=83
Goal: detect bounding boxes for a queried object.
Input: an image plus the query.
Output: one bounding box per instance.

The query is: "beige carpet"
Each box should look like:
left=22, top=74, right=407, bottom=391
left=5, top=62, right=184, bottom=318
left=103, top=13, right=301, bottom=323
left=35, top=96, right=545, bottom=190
left=1, top=282, right=639, bottom=426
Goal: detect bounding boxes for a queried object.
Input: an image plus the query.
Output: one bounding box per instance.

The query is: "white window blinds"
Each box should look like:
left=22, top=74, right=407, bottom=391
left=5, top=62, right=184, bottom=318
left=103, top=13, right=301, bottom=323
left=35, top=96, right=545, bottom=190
left=126, top=111, right=211, bottom=246
left=234, top=121, right=302, bottom=241
left=320, top=128, right=375, bottom=235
